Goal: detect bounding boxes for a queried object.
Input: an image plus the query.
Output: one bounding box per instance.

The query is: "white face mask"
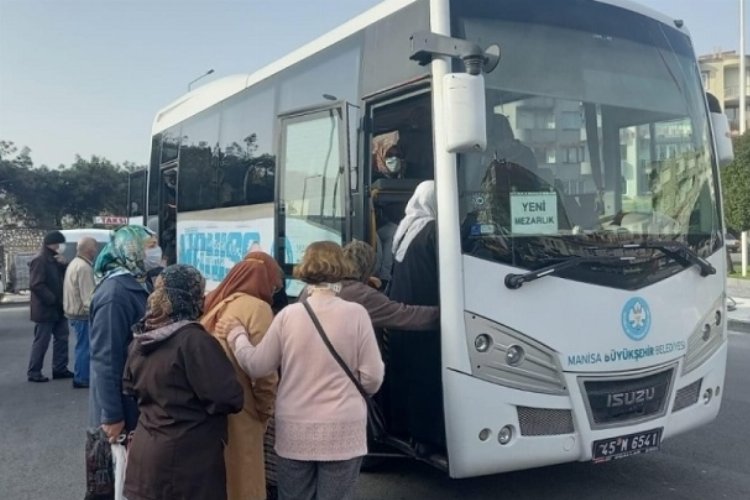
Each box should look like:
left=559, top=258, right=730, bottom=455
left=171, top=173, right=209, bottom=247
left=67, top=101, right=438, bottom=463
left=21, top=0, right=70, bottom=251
left=56, top=243, right=67, bottom=255
left=384, top=157, right=402, bottom=174
left=144, top=246, right=163, bottom=271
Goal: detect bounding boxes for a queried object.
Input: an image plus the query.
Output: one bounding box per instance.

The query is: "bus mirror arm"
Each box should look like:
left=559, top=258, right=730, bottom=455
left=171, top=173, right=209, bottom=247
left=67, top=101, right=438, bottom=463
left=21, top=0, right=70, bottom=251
left=409, top=31, right=500, bottom=75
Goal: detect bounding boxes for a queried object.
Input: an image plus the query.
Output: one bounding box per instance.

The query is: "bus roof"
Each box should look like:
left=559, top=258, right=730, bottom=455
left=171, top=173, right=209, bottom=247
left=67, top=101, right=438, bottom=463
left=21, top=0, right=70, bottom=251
left=151, top=0, right=689, bottom=136
left=152, top=0, right=418, bottom=135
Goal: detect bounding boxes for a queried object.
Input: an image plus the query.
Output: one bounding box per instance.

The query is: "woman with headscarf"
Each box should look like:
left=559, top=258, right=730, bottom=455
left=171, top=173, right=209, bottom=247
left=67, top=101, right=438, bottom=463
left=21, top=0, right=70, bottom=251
left=88, top=225, right=162, bottom=442
left=216, top=241, right=384, bottom=500
left=200, top=252, right=283, bottom=500
left=386, top=180, right=444, bottom=450
left=123, top=264, right=243, bottom=500
left=389, top=180, right=438, bottom=306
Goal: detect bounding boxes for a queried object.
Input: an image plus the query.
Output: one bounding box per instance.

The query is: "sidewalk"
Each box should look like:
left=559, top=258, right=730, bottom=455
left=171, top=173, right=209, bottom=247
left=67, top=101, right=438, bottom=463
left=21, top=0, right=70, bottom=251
left=727, top=277, right=750, bottom=333
left=0, top=292, right=30, bottom=305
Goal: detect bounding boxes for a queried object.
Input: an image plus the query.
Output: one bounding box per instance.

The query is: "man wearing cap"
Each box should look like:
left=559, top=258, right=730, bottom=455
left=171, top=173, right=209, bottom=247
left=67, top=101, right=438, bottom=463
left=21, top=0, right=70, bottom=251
left=27, top=230, right=73, bottom=383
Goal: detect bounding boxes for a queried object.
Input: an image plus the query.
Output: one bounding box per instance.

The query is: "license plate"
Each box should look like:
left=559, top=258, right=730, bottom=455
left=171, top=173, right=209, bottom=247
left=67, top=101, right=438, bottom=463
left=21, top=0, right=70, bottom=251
left=592, top=428, right=662, bottom=463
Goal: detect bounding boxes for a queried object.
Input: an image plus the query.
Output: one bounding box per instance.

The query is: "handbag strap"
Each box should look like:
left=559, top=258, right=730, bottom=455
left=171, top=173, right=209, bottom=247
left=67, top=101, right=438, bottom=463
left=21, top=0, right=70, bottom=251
left=301, top=300, right=370, bottom=401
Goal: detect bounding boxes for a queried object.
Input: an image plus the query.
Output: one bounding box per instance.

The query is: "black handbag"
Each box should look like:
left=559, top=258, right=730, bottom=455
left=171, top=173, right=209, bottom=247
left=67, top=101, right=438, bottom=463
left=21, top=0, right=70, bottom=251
left=301, top=300, right=386, bottom=443
left=84, top=428, right=114, bottom=499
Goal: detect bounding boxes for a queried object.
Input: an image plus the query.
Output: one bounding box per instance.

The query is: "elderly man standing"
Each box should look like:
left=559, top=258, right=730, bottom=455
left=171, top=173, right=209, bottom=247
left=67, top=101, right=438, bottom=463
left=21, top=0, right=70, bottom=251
left=27, top=230, right=72, bottom=383
left=63, top=237, right=98, bottom=389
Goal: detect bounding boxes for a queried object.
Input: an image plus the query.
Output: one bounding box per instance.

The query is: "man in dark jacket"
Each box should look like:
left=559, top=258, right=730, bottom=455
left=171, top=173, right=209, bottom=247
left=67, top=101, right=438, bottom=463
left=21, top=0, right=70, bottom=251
left=27, top=230, right=73, bottom=383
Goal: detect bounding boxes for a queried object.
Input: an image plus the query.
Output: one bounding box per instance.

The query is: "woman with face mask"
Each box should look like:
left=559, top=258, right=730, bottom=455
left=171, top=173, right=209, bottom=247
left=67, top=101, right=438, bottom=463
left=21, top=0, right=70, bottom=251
left=142, top=233, right=165, bottom=288
left=383, top=145, right=405, bottom=177
left=88, top=225, right=156, bottom=443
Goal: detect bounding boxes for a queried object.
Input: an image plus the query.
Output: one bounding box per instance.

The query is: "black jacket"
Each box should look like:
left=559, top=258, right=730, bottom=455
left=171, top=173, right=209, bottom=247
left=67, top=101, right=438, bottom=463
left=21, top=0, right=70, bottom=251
left=29, top=247, right=67, bottom=323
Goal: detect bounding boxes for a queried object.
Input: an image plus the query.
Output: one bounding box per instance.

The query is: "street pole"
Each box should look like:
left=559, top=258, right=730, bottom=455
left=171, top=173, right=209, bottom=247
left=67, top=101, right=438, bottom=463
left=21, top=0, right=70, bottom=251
left=741, top=0, right=746, bottom=134
left=742, top=0, right=749, bottom=276
left=187, top=69, right=215, bottom=91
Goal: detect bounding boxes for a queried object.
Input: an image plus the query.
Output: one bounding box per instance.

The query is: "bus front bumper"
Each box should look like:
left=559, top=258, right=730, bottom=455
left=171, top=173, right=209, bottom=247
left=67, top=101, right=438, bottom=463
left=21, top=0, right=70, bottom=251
left=443, top=342, right=727, bottom=478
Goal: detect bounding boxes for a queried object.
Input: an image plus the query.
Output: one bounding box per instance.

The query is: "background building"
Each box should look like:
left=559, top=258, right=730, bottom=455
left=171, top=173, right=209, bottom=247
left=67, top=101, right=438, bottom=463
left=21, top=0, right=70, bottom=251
left=699, top=50, right=750, bottom=134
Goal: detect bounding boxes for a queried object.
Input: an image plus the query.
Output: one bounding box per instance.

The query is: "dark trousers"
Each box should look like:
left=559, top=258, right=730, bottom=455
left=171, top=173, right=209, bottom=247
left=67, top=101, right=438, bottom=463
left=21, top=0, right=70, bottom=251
left=27, top=319, right=69, bottom=377
left=69, top=319, right=90, bottom=384
left=276, top=456, right=363, bottom=500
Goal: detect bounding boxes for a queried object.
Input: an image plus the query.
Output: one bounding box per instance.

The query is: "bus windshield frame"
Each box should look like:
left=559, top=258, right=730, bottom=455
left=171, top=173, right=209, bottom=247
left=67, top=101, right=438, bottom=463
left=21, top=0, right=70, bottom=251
left=452, top=0, right=722, bottom=290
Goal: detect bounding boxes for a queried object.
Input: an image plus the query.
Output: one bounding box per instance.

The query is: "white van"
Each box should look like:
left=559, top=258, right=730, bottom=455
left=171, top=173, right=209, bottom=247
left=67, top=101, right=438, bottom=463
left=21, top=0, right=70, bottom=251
left=59, top=229, right=113, bottom=263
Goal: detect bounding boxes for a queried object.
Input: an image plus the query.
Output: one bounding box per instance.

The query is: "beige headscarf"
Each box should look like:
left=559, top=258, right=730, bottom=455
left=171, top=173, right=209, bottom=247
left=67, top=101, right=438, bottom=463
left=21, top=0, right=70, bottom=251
left=371, top=131, right=400, bottom=174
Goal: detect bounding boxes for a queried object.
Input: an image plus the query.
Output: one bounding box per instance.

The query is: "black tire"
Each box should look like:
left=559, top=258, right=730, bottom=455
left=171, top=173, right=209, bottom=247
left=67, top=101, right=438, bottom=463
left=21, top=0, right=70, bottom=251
left=360, top=456, right=388, bottom=472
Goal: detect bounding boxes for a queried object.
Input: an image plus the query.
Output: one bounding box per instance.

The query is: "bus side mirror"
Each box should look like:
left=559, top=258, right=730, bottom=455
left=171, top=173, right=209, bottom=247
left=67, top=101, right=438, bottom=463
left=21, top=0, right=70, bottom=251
left=706, top=92, right=734, bottom=166
left=711, top=112, right=734, bottom=166
left=443, top=73, right=487, bottom=153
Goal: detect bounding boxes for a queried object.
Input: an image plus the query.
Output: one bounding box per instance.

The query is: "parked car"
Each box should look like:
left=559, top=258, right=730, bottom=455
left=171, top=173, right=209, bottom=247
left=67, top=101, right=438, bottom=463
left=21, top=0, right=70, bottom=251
left=59, top=229, right=112, bottom=262
left=725, top=233, right=741, bottom=253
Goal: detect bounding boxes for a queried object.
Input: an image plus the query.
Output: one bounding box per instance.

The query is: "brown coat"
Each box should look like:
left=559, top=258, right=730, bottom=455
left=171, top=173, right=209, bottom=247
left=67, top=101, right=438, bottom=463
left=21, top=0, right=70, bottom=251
left=122, top=323, right=243, bottom=500
left=201, top=292, right=278, bottom=500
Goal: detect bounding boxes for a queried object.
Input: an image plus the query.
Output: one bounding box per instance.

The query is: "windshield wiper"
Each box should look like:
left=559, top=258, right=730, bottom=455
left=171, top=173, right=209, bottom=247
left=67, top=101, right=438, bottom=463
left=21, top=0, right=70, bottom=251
left=505, top=256, right=633, bottom=289
left=618, top=241, right=716, bottom=277
left=504, top=241, right=716, bottom=290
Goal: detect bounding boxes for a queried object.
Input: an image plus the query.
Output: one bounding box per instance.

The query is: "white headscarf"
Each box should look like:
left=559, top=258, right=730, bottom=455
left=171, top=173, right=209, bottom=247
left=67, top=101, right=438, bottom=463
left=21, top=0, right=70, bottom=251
left=392, top=180, right=436, bottom=263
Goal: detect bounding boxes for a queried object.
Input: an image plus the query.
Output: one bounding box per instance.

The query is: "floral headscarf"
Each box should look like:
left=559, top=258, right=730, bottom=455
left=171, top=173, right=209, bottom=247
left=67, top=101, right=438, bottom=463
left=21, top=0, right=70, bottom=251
left=371, top=131, right=400, bottom=174
left=133, top=265, right=206, bottom=349
left=94, top=225, right=153, bottom=281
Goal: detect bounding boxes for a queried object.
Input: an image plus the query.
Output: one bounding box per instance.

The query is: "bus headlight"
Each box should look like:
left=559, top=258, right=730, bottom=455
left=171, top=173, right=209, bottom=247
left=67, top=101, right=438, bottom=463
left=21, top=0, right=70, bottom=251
left=506, top=345, right=525, bottom=366
left=465, top=312, right=567, bottom=395
left=683, top=296, right=725, bottom=375
left=474, top=334, right=492, bottom=352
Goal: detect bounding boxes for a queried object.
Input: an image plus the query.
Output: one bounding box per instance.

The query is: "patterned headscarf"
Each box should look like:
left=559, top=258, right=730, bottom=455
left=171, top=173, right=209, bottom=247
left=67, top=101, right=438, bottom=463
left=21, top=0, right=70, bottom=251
left=144, top=264, right=205, bottom=328
left=371, top=131, right=400, bottom=174
left=94, top=225, right=153, bottom=280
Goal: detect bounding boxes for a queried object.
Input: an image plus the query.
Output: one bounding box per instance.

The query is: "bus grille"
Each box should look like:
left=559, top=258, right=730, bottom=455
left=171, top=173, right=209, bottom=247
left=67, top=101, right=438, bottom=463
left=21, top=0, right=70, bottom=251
left=517, top=407, right=575, bottom=436
left=582, top=368, right=673, bottom=426
left=672, top=379, right=702, bottom=412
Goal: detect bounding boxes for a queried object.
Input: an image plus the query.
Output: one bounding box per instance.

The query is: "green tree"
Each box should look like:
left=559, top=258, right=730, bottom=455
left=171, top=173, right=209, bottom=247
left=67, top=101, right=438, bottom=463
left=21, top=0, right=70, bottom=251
left=1, top=141, right=143, bottom=228
left=723, top=132, right=750, bottom=233
left=60, top=155, right=130, bottom=226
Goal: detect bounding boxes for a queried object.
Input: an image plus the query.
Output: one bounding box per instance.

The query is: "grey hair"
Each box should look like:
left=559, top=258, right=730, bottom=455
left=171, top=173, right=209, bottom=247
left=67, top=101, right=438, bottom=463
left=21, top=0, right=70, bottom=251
left=343, top=240, right=376, bottom=283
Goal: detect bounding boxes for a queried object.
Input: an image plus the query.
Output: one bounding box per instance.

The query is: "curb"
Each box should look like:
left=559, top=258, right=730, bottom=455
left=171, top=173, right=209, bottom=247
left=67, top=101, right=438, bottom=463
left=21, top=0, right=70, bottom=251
left=728, top=319, right=750, bottom=334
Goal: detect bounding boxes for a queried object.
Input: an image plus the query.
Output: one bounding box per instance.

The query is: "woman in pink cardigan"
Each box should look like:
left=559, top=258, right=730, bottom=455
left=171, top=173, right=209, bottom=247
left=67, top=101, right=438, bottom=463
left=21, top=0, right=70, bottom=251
left=218, top=241, right=384, bottom=500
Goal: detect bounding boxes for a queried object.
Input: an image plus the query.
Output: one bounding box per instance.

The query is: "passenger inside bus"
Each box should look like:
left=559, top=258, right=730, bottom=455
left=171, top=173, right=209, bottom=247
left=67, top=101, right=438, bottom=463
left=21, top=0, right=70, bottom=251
left=370, top=131, right=413, bottom=285
left=488, top=113, right=538, bottom=173
left=387, top=180, right=445, bottom=451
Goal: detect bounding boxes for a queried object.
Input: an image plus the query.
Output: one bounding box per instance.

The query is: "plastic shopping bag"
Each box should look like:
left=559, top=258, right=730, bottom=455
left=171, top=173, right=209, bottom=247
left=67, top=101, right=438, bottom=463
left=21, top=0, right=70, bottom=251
left=111, top=440, right=128, bottom=500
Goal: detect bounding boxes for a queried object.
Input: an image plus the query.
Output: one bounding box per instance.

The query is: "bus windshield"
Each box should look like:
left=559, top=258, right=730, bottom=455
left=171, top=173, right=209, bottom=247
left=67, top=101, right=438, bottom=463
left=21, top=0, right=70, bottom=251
left=454, top=0, right=722, bottom=289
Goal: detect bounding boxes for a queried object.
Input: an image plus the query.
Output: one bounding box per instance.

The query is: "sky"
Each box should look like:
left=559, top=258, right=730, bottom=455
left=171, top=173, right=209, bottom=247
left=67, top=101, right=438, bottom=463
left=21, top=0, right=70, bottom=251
left=0, top=0, right=746, bottom=169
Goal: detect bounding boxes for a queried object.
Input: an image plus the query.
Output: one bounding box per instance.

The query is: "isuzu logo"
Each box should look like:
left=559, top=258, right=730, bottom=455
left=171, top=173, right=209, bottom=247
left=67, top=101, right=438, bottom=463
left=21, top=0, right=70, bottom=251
left=606, top=387, right=656, bottom=408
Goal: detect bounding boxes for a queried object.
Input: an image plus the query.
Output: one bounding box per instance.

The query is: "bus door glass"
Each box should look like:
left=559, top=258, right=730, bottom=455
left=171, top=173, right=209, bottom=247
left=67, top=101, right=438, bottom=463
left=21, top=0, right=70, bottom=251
left=126, top=169, right=147, bottom=225
left=276, top=104, right=351, bottom=294
left=158, top=165, right=178, bottom=265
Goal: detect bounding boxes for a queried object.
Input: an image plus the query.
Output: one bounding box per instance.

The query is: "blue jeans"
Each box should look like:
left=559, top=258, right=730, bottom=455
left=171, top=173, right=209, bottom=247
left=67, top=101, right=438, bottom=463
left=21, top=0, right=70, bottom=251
left=69, top=319, right=90, bottom=384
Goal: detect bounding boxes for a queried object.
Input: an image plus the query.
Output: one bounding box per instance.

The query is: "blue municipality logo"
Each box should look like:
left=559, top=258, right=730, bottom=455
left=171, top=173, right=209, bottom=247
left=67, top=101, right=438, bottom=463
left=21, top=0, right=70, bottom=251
left=621, top=297, right=651, bottom=341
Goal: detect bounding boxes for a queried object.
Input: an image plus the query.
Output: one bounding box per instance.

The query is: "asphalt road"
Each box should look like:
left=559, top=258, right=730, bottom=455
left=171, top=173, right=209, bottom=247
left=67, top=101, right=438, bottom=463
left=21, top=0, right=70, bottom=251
left=1, top=305, right=748, bottom=500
